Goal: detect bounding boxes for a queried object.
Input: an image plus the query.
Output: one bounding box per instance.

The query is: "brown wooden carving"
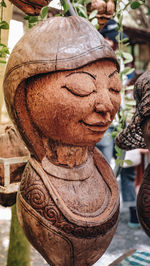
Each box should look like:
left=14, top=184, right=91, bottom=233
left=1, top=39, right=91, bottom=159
left=116, top=70, right=150, bottom=238
left=87, top=0, right=115, bottom=30
left=18, top=150, right=120, bottom=265
left=0, top=126, right=29, bottom=206
left=9, top=0, right=116, bottom=28
left=137, top=163, right=150, bottom=237
left=137, top=116, right=150, bottom=237
left=9, top=0, right=51, bottom=15
left=4, top=16, right=121, bottom=265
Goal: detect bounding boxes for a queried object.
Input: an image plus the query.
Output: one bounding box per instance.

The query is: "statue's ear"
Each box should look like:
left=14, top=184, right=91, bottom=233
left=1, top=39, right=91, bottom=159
left=14, top=80, right=45, bottom=162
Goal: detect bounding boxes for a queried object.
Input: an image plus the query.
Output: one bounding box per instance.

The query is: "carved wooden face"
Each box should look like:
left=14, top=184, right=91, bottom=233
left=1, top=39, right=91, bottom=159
left=26, top=60, right=121, bottom=146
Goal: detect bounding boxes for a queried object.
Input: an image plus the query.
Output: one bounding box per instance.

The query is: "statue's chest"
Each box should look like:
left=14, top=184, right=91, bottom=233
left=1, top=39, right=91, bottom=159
left=19, top=158, right=118, bottom=238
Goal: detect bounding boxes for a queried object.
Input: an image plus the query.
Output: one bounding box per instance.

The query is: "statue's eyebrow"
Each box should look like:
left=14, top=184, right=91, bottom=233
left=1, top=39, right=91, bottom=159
left=66, top=71, right=96, bottom=80
left=108, top=69, right=118, bottom=78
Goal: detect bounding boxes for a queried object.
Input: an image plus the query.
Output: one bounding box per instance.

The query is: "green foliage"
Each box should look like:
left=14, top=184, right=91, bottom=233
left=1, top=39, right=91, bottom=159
left=115, top=0, right=146, bottom=32
left=1, top=0, right=6, bottom=7
left=25, top=5, right=49, bottom=29
left=73, top=0, right=101, bottom=29
left=0, top=20, right=9, bottom=29
left=24, top=15, right=39, bottom=29
left=131, top=1, right=141, bottom=9
left=89, top=9, right=97, bottom=19
left=72, top=0, right=88, bottom=18
left=61, top=0, right=70, bottom=13
left=0, top=43, right=9, bottom=63
left=40, top=5, right=49, bottom=19
left=130, top=0, right=145, bottom=9
left=112, top=0, right=147, bottom=167
left=60, top=0, right=100, bottom=29
left=0, top=0, right=9, bottom=63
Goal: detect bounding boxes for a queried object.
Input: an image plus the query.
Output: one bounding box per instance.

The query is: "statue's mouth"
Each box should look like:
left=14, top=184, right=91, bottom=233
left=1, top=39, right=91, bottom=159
left=81, top=120, right=109, bottom=132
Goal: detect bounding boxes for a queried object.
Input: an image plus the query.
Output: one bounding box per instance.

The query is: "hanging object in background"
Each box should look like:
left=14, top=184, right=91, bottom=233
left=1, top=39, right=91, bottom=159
left=0, top=126, right=30, bottom=207
left=9, top=0, right=51, bottom=15
left=87, top=0, right=115, bottom=30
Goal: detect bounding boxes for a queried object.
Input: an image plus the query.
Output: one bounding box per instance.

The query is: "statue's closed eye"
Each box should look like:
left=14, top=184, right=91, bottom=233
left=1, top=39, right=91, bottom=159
left=61, top=73, right=96, bottom=97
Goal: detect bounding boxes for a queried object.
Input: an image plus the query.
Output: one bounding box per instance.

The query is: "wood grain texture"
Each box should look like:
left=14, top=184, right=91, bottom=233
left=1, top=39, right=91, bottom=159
left=4, top=16, right=119, bottom=134
left=137, top=163, right=150, bottom=237
left=17, top=148, right=120, bottom=266
left=3, top=16, right=121, bottom=265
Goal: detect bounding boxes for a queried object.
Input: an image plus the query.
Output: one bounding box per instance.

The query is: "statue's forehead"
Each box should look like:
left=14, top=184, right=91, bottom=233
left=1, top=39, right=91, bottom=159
left=53, top=60, right=117, bottom=77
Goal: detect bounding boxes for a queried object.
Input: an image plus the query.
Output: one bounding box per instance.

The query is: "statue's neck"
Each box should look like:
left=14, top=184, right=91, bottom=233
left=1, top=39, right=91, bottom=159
left=42, top=138, right=89, bottom=168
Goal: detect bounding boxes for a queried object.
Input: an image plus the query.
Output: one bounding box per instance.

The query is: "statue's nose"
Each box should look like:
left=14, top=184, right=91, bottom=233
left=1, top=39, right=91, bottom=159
left=95, top=103, right=112, bottom=122
left=95, top=90, right=113, bottom=117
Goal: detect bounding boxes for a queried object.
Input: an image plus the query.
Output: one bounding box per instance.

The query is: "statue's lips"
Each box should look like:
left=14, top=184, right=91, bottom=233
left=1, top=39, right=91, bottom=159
left=81, top=120, right=109, bottom=132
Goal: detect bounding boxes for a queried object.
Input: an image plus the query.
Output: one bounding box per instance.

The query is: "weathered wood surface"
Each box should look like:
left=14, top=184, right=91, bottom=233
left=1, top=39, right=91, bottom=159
left=3, top=16, right=121, bottom=265
left=17, top=148, right=120, bottom=266
left=0, top=126, right=29, bottom=206
left=137, top=117, right=150, bottom=237
left=115, top=70, right=150, bottom=238
left=137, top=163, right=150, bottom=237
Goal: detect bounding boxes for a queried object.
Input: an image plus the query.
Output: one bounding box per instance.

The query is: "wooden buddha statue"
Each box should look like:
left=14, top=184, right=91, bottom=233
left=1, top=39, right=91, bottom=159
left=4, top=16, right=121, bottom=265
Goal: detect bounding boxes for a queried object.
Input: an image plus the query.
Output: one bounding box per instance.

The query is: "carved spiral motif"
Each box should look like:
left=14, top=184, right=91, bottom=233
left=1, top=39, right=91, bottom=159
left=25, top=185, right=48, bottom=209
left=20, top=162, right=119, bottom=239
left=61, top=223, right=75, bottom=234
left=137, top=170, right=150, bottom=237
left=44, top=205, right=61, bottom=224
left=138, top=182, right=150, bottom=209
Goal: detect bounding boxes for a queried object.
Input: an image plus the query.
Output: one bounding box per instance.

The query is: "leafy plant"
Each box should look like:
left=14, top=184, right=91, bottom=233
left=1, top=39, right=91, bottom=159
left=61, top=0, right=70, bottom=13
left=25, top=0, right=99, bottom=29
left=0, top=0, right=9, bottom=64
left=112, top=0, right=146, bottom=168
left=62, top=0, right=100, bottom=29
left=24, top=5, right=49, bottom=29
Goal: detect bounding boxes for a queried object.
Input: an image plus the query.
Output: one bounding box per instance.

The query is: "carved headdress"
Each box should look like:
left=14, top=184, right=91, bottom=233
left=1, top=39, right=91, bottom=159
left=116, top=70, right=150, bottom=150
left=4, top=15, right=119, bottom=161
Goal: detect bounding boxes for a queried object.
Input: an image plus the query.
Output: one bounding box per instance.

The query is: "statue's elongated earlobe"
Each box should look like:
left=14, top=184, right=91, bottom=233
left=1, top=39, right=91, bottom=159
left=14, top=81, right=45, bottom=161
